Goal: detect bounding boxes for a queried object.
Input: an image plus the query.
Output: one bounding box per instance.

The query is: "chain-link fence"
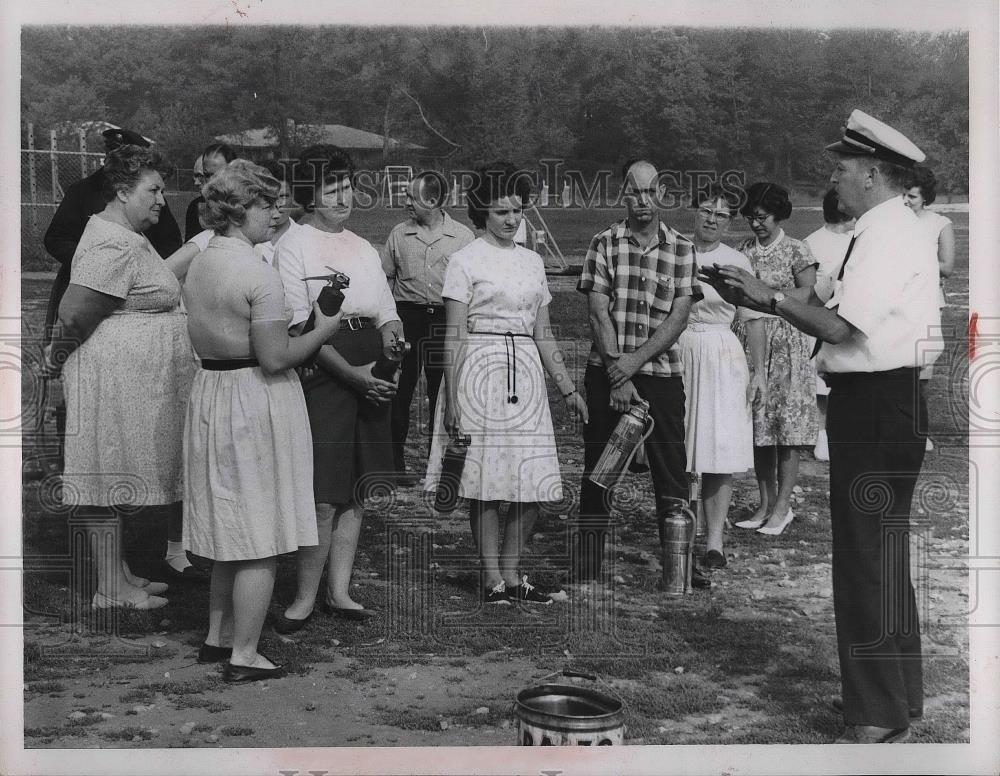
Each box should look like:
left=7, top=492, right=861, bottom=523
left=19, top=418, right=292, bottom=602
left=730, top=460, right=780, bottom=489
left=21, top=140, right=198, bottom=269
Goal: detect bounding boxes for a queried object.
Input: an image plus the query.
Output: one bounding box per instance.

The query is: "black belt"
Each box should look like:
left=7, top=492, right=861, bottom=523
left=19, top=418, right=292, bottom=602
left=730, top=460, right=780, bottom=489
left=340, top=316, right=374, bottom=331
left=396, top=301, right=444, bottom=314
left=201, top=358, right=259, bottom=371
left=470, top=330, right=532, bottom=405
left=824, top=367, right=918, bottom=387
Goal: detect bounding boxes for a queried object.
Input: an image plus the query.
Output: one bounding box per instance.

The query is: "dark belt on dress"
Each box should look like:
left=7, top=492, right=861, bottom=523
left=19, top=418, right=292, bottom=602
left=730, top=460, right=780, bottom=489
left=823, top=367, right=918, bottom=387
left=470, top=330, right=532, bottom=405
left=396, top=301, right=444, bottom=315
left=340, top=316, right=375, bottom=331
left=201, top=358, right=260, bottom=371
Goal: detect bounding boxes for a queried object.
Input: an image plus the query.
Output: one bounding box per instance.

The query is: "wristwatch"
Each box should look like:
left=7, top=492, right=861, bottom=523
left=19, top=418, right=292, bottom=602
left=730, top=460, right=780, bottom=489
left=770, top=291, right=786, bottom=314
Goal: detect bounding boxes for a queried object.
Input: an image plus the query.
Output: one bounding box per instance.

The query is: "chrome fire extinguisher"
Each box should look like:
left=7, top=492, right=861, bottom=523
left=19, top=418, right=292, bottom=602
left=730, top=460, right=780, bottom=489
left=587, top=399, right=655, bottom=490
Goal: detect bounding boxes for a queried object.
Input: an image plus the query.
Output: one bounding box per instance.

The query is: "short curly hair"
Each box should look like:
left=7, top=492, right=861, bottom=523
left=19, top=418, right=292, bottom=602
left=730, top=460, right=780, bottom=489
left=466, top=162, right=532, bottom=229
left=202, top=159, right=280, bottom=234
left=905, top=165, right=937, bottom=205
left=101, top=145, right=170, bottom=202
left=739, top=181, right=793, bottom=222
left=293, top=144, right=355, bottom=210
left=821, top=188, right=853, bottom=224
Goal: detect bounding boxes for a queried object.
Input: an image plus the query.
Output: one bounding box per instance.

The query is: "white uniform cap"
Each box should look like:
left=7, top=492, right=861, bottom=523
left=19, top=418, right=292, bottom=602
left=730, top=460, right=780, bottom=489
left=825, top=109, right=925, bottom=167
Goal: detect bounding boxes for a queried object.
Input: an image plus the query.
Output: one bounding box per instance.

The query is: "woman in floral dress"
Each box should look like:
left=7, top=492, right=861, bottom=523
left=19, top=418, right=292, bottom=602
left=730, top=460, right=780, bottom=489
left=424, top=163, right=588, bottom=605
left=733, top=182, right=818, bottom=536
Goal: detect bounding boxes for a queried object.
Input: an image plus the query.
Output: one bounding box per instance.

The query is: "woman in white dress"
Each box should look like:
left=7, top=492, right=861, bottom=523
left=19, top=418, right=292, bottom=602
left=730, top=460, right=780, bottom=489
left=678, top=188, right=761, bottom=570
left=903, top=165, right=954, bottom=452
left=182, top=160, right=342, bottom=682
left=803, top=189, right=855, bottom=461
left=424, top=164, right=588, bottom=605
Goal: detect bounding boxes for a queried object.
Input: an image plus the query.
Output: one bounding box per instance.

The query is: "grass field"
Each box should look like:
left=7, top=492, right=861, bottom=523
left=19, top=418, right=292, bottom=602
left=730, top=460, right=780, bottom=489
left=19, top=205, right=970, bottom=747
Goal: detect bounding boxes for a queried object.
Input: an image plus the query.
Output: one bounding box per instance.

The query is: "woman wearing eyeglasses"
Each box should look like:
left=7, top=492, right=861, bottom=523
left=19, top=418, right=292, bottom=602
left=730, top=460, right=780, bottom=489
left=678, top=187, right=763, bottom=568
left=733, top=182, right=818, bottom=536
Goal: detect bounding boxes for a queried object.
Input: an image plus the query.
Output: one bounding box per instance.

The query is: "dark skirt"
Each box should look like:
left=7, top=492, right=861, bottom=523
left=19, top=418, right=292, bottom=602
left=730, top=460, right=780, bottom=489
left=303, top=327, right=394, bottom=505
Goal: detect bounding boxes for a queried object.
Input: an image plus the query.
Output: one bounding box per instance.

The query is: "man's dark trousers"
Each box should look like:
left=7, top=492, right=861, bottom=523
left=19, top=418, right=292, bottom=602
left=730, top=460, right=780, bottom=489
left=826, top=368, right=926, bottom=730
left=391, top=302, right=446, bottom=473
left=575, top=365, right=688, bottom=579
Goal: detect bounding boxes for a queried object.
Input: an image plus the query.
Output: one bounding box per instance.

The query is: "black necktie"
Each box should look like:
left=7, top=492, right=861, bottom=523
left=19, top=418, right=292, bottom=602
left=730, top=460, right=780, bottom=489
left=811, top=235, right=857, bottom=358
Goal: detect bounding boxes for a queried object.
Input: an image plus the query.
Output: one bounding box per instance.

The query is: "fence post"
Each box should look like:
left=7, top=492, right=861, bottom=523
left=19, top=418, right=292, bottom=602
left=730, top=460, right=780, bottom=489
left=27, top=122, right=38, bottom=232
left=79, top=128, right=87, bottom=178
left=50, top=129, right=60, bottom=203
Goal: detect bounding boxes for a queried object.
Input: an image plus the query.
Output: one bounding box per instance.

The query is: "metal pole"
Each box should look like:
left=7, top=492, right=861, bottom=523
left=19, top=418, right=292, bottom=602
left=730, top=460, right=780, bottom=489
left=79, top=127, right=87, bottom=178
left=50, top=129, right=60, bottom=203
left=27, top=122, right=38, bottom=232
left=528, top=203, right=568, bottom=271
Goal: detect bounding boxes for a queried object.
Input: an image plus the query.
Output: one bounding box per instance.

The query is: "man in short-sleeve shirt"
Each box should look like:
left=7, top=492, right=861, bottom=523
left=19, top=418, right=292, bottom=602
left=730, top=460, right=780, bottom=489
left=574, top=159, right=702, bottom=581
left=700, top=110, right=939, bottom=744
left=381, top=172, right=474, bottom=479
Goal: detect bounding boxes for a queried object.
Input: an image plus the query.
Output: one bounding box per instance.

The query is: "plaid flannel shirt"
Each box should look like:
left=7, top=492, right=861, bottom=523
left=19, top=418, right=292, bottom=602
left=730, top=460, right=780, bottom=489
left=577, top=218, right=702, bottom=378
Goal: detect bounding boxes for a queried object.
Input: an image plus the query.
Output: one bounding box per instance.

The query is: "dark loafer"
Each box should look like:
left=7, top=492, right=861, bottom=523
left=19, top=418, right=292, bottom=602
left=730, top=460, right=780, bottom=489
left=831, top=697, right=922, bottom=720
left=690, top=567, right=712, bottom=590
left=834, top=724, right=911, bottom=744
left=197, top=643, right=233, bottom=664
left=702, top=549, right=727, bottom=570
left=322, top=604, right=374, bottom=621
left=222, top=661, right=285, bottom=684
left=272, top=611, right=312, bottom=634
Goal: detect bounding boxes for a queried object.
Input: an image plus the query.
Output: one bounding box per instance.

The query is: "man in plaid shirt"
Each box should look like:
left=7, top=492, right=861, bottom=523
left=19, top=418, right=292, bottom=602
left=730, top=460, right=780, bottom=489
left=574, top=159, right=705, bottom=582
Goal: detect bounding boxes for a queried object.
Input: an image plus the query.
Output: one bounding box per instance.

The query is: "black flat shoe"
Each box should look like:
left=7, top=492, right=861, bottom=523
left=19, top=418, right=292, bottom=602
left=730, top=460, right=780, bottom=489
left=322, top=604, right=374, bottom=621
left=222, top=661, right=285, bottom=684
left=272, top=610, right=313, bottom=634
left=702, top=549, right=727, bottom=570
left=690, top=567, right=712, bottom=590
left=197, top=642, right=233, bottom=664
left=831, top=696, right=922, bottom=720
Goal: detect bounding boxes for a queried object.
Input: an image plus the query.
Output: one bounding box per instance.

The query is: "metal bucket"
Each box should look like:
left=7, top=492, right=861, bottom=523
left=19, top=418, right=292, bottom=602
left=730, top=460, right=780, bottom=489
left=514, top=683, right=625, bottom=745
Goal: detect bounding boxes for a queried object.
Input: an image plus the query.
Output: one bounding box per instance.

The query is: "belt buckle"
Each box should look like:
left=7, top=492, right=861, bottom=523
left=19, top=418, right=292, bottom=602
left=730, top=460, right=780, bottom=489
left=347, top=317, right=362, bottom=331
left=426, top=306, right=436, bottom=315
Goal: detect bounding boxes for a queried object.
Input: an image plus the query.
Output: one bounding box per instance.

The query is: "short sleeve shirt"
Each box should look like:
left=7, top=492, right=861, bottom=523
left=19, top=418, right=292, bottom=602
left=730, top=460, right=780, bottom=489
left=442, top=239, right=551, bottom=336
left=816, top=197, right=941, bottom=373
left=71, top=215, right=181, bottom=313
left=182, top=235, right=288, bottom=360
left=577, top=218, right=702, bottom=377
left=277, top=224, right=400, bottom=329
left=382, top=213, right=475, bottom=305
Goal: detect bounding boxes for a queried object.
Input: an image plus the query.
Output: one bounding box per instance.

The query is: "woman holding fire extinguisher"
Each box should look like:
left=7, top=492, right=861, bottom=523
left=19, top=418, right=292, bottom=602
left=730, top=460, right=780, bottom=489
left=275, top=145, right=404, bottom=632
left=424, top=163, right=588, bottom=606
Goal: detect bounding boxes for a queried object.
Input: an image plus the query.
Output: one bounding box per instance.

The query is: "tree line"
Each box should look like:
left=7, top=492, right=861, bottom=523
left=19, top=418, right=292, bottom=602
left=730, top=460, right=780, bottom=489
left=21, top=26, right=969, bottom=194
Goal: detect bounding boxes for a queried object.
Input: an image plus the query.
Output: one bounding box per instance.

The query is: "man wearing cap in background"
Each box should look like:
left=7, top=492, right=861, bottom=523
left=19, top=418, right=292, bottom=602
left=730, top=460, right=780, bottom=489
left=381, top=170, right=474, bottom=484
left=700, top=109, right=939, bottom=743
left=33, top=127, right=183, bottom=477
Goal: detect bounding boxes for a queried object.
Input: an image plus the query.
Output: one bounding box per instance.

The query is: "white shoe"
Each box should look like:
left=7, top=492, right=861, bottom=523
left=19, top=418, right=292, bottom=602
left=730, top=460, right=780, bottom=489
left=925, top=438, right=934, bottom=452
left=814, top=431, right=829, bottom=461
left=757, top=510, right=794, bottom=536
left=735, top=516, right=767, bottom=529
left=92, top=589, right=168, bottom=611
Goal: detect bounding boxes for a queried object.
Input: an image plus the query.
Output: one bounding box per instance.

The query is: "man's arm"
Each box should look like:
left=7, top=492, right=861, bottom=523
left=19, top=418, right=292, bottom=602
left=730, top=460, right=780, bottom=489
left=586, top=291, right=619, bottom=367
left=700, top=264, right=854, bottom=344
left=607, top=296, right=693, bottom=388
left=43, top=185, right=90, bottom=265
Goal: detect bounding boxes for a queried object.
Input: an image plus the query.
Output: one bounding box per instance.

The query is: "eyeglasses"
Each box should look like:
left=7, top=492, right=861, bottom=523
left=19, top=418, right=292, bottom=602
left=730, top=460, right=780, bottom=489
left=698, top=207, right=731, bottom=220
left=745, top=213, right=772, bottom=225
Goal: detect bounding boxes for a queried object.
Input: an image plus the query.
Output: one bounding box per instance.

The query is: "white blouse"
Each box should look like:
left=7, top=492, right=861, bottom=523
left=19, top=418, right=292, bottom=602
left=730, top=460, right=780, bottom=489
left=276, top=223, right=400, bottom=329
